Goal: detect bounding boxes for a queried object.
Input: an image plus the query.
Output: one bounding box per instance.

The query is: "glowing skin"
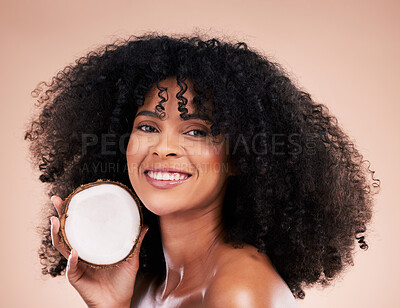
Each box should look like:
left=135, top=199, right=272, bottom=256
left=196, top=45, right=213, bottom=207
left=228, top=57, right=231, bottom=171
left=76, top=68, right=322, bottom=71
left=127, top=77, right=231, bottom=217
left=126, top=77, right=298, bottom=307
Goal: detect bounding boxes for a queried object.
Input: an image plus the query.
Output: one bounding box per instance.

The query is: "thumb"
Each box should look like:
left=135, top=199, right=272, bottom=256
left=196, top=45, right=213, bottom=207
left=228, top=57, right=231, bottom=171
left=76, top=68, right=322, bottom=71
left=66, top=249, right=83, bottom=285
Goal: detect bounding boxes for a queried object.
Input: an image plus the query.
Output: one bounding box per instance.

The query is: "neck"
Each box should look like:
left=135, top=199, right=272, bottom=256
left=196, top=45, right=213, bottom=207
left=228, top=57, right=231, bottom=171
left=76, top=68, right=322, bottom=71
left=157, top=201, right=225, bottom=299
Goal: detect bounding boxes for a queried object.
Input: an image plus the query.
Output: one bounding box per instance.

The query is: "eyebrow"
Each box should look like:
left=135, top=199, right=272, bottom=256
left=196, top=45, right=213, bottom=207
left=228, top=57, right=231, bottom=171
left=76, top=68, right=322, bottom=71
left=135, top=110, right=213, bottom=123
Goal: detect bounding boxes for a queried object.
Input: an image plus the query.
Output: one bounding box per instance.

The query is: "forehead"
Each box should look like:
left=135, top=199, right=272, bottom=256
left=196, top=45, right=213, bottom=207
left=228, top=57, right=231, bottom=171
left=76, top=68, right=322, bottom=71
left=137, top=77, right=213, bottom=119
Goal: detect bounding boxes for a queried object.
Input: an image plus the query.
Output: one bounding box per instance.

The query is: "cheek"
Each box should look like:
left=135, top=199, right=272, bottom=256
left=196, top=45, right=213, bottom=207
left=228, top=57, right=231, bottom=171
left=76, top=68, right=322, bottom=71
left=126, top=134, right=140, bottom=157
left=126, top=134, right=146, bottom=175
left=194, top=142, right=229, bottom=175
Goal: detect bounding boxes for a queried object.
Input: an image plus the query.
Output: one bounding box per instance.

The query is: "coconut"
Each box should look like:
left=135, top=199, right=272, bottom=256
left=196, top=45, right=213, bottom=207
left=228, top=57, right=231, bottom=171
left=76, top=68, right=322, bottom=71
left=59, top=179, right=143, bottom=268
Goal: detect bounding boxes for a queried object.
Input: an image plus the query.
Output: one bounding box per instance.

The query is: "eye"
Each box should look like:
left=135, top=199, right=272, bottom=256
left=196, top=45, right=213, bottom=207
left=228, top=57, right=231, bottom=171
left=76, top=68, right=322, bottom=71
left=135, top=124, right=158, bottom=133
left=185, top=129, right=208, bottom=137
left=134, top=124, right=208, bottom=137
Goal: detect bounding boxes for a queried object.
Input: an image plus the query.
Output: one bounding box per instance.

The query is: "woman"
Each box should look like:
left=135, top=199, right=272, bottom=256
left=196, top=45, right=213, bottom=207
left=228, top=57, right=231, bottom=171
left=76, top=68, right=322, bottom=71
left=25, top=34, right=379, bottom=307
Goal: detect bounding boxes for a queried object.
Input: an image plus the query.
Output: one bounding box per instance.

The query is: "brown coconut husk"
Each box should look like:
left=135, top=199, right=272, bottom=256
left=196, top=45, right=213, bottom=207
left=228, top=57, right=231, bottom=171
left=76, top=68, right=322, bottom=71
left=59, top=179, right=143, bottom=269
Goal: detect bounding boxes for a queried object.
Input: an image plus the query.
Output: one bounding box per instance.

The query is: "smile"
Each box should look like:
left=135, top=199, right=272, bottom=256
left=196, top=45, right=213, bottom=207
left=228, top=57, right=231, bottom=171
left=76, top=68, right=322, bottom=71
left=144, top=171, right=192, bottom=189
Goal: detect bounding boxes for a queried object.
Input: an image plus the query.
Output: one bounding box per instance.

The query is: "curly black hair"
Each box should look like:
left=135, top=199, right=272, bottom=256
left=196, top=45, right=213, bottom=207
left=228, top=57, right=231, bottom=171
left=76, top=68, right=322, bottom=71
left=24, top=33, right=380, bottom=299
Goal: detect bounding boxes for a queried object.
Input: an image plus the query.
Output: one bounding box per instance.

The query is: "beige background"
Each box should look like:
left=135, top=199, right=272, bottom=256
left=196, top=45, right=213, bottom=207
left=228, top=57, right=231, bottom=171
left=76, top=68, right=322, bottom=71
left=1, top=0, right=398, bottom=307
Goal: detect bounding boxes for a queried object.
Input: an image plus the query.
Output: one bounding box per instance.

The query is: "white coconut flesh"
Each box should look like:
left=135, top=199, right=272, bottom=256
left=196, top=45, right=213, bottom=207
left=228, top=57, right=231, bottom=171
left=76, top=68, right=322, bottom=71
left=64, top=183, right=141, bottom=265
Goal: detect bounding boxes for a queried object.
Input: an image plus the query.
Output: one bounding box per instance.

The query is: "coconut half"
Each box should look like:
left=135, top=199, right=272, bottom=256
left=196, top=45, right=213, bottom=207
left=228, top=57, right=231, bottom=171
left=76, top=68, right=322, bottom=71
left=59, top=179, right=143, bottom=268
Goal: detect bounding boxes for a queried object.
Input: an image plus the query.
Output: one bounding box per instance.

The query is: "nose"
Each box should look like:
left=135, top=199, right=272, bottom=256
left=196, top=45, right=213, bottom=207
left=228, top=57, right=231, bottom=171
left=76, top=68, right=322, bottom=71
left=150, top=131, right=183, bottom=159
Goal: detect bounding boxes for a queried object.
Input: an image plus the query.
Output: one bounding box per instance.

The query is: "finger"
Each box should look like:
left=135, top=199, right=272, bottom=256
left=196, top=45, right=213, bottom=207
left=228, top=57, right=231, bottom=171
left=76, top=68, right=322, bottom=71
left=66, top=249, right=83, bottom=285
left=50, top=216, right=70, bottom=259
left=51, top=195, right=63, bottom=216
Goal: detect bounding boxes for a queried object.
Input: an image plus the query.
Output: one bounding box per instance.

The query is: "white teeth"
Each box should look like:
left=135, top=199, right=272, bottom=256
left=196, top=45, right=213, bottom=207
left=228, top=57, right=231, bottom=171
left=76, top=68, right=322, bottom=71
left=155, top=172, right=163, bottom=180
left=147, top=171, right=189, bottom=181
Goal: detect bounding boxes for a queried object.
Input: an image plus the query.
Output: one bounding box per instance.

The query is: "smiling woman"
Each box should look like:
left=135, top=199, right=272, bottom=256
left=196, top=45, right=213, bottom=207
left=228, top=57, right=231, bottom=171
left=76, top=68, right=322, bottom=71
left=25, top=34, right=379, bottom=307
left=127, top=77, right=232, bottom=218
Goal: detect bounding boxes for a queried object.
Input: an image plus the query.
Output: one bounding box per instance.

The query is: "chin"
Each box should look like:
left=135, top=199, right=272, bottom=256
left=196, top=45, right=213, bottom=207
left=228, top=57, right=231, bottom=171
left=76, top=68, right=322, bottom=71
left=129, top=176, right=200, bottom=217
left=142, top=202, right=180, bottom=217
left=135, top=193, right=177, bottom=215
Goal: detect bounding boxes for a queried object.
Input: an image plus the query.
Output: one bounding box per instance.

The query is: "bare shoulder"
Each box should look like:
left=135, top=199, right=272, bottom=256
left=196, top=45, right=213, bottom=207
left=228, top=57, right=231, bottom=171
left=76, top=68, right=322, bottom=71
left=204, top=244, right=299, bottom=308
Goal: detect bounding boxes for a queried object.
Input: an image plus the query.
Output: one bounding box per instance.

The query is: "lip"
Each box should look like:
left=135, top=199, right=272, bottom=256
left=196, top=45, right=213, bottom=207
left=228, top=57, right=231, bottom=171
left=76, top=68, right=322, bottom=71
left=144, top=172, right=192, bottom=189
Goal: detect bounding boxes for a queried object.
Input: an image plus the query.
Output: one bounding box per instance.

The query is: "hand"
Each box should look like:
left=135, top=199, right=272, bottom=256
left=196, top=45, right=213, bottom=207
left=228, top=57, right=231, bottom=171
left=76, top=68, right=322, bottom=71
left=50, top=195, right=149, bottom=308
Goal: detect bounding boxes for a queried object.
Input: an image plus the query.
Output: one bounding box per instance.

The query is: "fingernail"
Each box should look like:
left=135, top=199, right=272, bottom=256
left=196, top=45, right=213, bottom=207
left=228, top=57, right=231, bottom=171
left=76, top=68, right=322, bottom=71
left=70, top=249, right=77, bottom=263
left=50, top=196, right=55, bottom=204
left=50, top=217, right=53, bottom=226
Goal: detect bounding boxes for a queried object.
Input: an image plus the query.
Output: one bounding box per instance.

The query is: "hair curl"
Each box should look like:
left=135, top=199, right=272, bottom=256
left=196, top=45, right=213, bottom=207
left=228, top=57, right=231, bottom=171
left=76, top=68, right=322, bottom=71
left=25, top=33, right=380, bottom=299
